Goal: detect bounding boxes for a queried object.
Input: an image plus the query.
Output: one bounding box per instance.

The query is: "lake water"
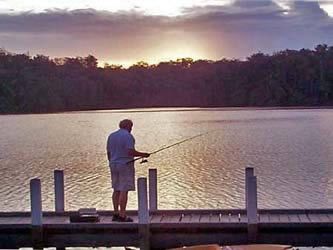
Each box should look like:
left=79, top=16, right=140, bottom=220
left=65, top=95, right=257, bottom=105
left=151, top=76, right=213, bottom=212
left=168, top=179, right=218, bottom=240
left=1, top=108, right=333, bottom=249
left=1, top=107, right=333, bottom=211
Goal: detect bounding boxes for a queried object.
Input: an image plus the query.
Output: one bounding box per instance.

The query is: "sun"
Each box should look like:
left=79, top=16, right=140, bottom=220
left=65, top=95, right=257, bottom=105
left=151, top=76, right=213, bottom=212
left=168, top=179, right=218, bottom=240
left=319, top=3, right=333, bottom=17
left=101, top=41, right=208, bottom=68
left=155, top=47, right=205, bottom=63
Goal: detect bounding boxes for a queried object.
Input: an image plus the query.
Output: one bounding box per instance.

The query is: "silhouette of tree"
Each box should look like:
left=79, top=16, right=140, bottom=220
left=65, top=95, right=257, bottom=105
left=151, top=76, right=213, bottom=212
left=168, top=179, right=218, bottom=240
left=1, top=44, right=333, bottom=113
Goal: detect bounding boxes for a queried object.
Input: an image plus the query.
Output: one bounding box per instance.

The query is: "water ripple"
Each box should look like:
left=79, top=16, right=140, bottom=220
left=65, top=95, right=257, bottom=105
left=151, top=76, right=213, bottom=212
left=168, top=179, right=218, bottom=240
left=1, top=109, right=333, bottom=212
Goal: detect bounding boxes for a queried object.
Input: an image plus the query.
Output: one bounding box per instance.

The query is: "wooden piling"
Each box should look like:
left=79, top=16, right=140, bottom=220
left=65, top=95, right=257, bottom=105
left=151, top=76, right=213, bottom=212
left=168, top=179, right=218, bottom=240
left=245, top=167, right=254, bottom=210
left=54, top=170, right=64, bottom=213
left=54, top=171, right=66, bottom=250
left=247, top=175, right=258, bottom=243
left=149, top=169, right=158, bottom=212
left=138, top=177, right=150, bottom=250
left=30, top=178, right=42, bottom=226
left=30, top=178, right=43, bottom=249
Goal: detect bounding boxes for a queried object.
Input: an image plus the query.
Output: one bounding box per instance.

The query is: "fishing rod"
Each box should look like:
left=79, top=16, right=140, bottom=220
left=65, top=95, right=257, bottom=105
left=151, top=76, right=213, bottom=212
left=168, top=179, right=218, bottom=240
left=130, top=130, right=214, bottom=164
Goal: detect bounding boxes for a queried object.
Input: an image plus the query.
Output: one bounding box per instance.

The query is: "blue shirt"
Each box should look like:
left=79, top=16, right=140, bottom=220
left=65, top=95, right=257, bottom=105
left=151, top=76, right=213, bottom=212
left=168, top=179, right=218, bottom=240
left=107, top=128, right=135, bottom=165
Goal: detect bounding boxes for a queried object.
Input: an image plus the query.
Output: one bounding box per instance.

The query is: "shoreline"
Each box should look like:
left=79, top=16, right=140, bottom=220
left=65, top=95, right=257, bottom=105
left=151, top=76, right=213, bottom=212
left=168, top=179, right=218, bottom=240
left=1, top=105, right=333, bottom=116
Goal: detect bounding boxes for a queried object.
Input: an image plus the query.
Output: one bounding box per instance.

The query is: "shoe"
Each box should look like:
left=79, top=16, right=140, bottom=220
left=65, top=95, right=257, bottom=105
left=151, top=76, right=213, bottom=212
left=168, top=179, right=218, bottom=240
left=112, top=214, right=120, bottom=221
left=117, top=216, right=133, bottom=222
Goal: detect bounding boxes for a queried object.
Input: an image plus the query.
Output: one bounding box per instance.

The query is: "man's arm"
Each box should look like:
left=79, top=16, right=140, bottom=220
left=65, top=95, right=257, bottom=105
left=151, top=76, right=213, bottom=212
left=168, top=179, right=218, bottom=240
left=128, top=149, right=150, bottom=158
left=107, top=151, right=111, bottom=161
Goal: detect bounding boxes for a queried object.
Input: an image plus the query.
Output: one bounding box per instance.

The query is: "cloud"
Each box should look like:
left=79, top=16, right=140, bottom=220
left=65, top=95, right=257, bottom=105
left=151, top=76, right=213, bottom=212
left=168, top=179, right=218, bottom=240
left=0, top=1, right=332, bottom=65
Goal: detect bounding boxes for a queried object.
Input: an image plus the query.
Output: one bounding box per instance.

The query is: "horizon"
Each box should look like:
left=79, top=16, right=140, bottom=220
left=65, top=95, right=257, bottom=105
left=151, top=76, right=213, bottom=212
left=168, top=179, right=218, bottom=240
left=2, top=43, right=330, bottom=69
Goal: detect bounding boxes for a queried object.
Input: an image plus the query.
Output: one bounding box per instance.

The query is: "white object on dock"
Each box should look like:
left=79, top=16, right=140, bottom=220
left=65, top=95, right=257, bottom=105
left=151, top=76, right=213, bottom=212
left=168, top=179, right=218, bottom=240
left=78, top=208, right=97, bottom=215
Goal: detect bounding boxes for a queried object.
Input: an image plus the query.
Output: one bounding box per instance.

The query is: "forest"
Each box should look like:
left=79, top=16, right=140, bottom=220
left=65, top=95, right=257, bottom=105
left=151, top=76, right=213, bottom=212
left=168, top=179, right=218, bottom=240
left=0, top=44, right=333, bottom=113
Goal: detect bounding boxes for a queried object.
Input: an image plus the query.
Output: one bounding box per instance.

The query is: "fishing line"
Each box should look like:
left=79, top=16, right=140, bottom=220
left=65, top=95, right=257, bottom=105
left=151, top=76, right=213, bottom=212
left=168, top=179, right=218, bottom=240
left=129, top=129, right=217, bottom=164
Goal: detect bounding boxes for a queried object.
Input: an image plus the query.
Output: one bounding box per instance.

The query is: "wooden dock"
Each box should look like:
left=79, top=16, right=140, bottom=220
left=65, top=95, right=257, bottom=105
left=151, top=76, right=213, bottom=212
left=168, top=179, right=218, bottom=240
left=0, top=168, right=333, bottom=249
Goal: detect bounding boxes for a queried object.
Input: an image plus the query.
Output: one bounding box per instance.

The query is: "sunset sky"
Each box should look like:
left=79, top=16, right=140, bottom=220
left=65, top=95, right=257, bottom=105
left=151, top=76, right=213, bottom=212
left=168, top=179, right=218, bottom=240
left=0, top=0, right=332, bottom=67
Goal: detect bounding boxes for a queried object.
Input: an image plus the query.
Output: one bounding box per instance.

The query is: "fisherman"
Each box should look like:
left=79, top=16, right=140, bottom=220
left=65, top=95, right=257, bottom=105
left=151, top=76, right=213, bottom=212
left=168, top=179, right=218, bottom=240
left=107, top=119, right=150, bottom=222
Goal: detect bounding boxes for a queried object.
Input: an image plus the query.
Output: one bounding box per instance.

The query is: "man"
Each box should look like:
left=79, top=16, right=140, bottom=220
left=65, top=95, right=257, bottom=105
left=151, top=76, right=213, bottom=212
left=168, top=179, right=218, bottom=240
left=107, top=119, right=150, bottom=222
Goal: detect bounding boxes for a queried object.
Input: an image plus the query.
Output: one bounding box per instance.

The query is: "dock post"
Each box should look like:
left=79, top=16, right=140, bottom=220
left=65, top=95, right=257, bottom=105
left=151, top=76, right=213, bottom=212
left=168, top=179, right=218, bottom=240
left=30, top=178, right=43, bottom=249
left=247, top=176, right=258, bottom=243
left=54, top=171, right=65, bottom=250
left=149, top=169, right=158, bottom=212
left=54, top=170, right=65, bottom=213
left=245, top=167, right=254, bottom=210
left=138, top=177, right=150, bottom=250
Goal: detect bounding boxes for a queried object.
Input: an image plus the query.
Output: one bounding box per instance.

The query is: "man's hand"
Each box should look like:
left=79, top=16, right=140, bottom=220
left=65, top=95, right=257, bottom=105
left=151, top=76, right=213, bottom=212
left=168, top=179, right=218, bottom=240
left=142, top=153, right=150, bottom=158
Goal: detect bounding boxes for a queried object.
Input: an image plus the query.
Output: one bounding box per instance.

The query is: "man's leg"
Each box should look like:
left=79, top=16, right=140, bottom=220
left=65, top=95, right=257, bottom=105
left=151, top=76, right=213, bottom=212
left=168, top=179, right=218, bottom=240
left=117, top=163, right=134, bottom=222
left=119, top=191, right=128, bottom=218
left=112, top=190, right=120, bottom=214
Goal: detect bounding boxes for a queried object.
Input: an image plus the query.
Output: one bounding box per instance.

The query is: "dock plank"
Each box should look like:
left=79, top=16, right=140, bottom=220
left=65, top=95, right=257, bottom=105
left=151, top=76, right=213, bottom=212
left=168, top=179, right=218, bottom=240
left=1, top=209, right=333, bottom=248
left=239, top=214, right=248, bottom=223
left=268, top=214, right=280, bottom=223
left=169, top=214, right=181, bottom=223
left=259, top=214, right=269, bottom=223
left=220, top=213, right=230, bottom=223
left=298, top=214, right=310, bottom=223
left=327, top=214, right=333, bottom=222
left=0, top=210, right=332, bottom=226
left=200, top=214, right=211, bottom=223
left=268, top=214, right=280, bottom=222
left=44, top=216, right=69, bottom=224
left=151, top=214, right=163, bottom=223
left=318, top=214, right=330, bottom=223
left=288, top=214, right=300, bottom=223
left=229, top=213, right=240, bottom=223
left=308, top=213, right=325, bottom=223
left=0, top=217, right=30, bottom=224
left=99, top=215, right=113, bottom=223
left=160, top=214, right=181, bottom=223
left=160, top=215, right=172, bottom=223
left=210, top=214, right=220, bottom=223
left=279, top=214, right=290, bottom=223
left=180, top=214, right=191, bottom=223
left=190, top=214, right=201, bottom=223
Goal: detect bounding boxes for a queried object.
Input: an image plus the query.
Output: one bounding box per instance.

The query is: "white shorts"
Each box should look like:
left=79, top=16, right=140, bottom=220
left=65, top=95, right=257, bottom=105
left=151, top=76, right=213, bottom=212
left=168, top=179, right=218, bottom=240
left=110, top=163, right=135, bottom=191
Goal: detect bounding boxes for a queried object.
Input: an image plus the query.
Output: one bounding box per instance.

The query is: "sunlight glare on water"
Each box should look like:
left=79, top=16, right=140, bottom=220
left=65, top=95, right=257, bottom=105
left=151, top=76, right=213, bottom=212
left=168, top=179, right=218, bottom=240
left=1, top=108, right=333, bottom=213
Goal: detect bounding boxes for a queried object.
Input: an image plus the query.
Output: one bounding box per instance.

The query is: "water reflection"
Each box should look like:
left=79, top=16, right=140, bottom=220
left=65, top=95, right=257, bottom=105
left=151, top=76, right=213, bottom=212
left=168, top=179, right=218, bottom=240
left=0, top=108, right=333, bottom=212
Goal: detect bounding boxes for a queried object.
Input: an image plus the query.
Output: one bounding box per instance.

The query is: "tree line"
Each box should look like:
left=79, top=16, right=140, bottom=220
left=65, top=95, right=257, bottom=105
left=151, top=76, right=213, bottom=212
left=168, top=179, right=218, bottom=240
left=0, top=44, right=333, bottom=114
